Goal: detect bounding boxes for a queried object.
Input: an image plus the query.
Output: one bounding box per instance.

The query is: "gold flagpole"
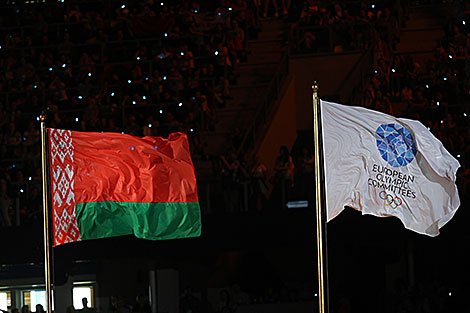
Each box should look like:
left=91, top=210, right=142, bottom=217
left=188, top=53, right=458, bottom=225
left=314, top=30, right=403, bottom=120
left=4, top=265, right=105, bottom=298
left=40, top=113, right=53, bottom=313
left=312, top=82, right=329, bottom=313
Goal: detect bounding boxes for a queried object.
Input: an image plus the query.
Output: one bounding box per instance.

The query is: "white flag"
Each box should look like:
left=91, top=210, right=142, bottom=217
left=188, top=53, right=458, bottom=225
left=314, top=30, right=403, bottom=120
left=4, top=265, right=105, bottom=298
left=321, top=100, right=460, bottom=236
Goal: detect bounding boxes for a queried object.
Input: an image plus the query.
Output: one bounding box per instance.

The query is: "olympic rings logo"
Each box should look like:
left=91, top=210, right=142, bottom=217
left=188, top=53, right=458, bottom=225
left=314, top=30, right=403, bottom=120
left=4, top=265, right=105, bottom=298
left=379, top=191, right=402, bottom=209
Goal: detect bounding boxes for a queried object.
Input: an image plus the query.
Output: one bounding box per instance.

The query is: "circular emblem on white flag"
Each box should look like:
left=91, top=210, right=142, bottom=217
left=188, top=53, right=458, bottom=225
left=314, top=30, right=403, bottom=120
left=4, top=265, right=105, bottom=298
left=375, top=124, right=417, bottom=167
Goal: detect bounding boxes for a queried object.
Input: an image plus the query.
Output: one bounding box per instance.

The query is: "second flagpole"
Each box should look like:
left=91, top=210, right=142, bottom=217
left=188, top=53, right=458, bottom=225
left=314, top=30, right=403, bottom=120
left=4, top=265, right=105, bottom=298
left=312, top=82, right=329, bottom=313
left=40, top=113, right=53, bottom=313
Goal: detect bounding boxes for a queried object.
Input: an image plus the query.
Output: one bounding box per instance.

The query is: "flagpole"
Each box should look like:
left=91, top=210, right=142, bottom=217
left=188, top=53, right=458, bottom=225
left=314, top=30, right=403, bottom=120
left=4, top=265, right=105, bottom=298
left=40, top=113, right=53, bottom=313
left=312, top=82, right=329, bottom=313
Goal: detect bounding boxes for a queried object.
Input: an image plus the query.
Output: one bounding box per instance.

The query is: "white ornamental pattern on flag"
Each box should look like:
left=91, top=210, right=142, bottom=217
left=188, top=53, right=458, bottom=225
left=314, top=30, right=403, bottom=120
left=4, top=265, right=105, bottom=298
left=49, top=129, right=81, bottom=245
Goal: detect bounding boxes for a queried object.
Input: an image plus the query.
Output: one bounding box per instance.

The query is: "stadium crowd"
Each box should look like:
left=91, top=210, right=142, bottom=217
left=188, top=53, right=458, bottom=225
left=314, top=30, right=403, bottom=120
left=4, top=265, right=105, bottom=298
left=0, top=0, right=468, bottom=225
left=288, top=0, right=406, bottom=54
left=0, top=0, right=258, bottom=226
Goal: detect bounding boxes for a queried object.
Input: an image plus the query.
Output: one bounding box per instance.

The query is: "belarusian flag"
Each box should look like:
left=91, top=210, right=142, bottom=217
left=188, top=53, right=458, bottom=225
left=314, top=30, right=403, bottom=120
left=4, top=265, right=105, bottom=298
left=48, top=129, right=201, bottom=246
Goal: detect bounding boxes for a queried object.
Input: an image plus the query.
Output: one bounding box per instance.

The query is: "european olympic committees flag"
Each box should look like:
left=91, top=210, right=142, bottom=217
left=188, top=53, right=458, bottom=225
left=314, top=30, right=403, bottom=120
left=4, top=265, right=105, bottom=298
left=321, top=100, right=460, bottom=236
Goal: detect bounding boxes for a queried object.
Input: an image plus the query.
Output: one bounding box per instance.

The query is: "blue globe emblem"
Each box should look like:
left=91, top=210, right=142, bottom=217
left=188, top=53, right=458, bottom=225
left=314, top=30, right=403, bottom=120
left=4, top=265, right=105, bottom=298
left=375, top=124, right=417, bottom=167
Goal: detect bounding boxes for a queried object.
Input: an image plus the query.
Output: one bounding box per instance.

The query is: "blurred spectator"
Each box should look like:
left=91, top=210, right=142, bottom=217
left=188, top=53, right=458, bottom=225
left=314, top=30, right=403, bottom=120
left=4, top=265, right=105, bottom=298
left=220, top=151, right=248, bottom=213
left=214, top=289, right=235, bottom=313
left=0, top=177, right=12, bottom=227
left=249, top=154, right=268, bottom=212
left=269, top=145, right=294, bottom=208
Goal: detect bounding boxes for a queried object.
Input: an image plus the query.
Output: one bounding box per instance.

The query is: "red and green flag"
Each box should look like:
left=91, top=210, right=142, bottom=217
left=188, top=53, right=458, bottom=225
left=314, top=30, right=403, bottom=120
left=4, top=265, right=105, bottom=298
left=48, top=129, right=201, bottom=246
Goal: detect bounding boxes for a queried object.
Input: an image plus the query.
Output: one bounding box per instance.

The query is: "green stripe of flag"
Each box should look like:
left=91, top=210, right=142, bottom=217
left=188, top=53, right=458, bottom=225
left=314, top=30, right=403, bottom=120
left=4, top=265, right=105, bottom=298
left=75, top=202, right=201, bottom=241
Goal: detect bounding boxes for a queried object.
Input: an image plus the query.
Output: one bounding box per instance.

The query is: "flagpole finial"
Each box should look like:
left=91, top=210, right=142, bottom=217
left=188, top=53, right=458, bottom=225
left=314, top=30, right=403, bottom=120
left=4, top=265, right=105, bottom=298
left=40, top=111, right=46, bottom=122
left=312, top=81, right=319, bottom=93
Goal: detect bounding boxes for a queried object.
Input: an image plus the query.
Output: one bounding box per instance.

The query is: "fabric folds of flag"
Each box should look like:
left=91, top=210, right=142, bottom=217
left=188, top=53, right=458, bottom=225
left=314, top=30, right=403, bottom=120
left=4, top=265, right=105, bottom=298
left=48, top=129, right=201, bottom=246
left=321, top=100, right=460, bottom=236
